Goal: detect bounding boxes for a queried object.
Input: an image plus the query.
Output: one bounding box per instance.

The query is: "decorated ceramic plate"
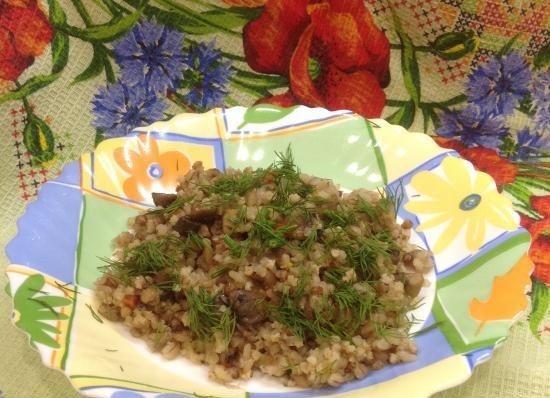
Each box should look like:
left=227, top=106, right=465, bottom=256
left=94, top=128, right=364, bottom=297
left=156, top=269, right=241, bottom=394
left=5, top=106, right=532, bottom=398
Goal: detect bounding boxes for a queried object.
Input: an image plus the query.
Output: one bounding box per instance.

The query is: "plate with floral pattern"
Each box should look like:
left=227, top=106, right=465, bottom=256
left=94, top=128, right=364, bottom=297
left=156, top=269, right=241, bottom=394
left=5, top=105, right=532, bottom=398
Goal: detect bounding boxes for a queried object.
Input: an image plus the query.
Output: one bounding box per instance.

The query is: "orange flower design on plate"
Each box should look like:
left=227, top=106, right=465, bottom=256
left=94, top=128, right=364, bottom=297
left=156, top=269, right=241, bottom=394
left=114, top=134, right=190, bottom=203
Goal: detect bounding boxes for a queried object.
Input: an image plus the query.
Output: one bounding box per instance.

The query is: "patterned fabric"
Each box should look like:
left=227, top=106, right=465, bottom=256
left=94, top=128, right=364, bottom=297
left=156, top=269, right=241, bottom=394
left=0, top=0, right=548, bottom=397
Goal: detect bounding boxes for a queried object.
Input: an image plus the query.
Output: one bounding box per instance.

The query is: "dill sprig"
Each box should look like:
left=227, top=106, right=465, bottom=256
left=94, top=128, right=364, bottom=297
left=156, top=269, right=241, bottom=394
left=271, top=290, right=348, bottom=341
left=379, top=180, right=404, bottom=215
left=223, top=235, right=249, bottom=258
left=185, top=288, right=236, bottom=348
left=85, top=303, right=104, bottom=323
left=323, top=269, right=376, bottom=333
left=229, top=206, right=247, bottom=230
left=355, top=197, right=382, bottom=220
left=323, top=226, right=397, bottom=282
left=250, top=207, right=297, bottom=249
left=270, top=292, right=313, bottom=341
left=300, top=228, right=319, bottom=252
left=322, top=207, right=356, bottom=228
left=219, top=308, right=236, bottom=348
left=147, top=195, right=195, bottom=217
left=209, top=266, right=232, bottom=279
left=294, top=267, right=311, bottom=298
left=185, top=231, right=205, bottom=251
left=100, top=234, right=188, bottom=287
left=270, top=146, right=313, bottom=212
left=201, top=168, right=270, bottom=203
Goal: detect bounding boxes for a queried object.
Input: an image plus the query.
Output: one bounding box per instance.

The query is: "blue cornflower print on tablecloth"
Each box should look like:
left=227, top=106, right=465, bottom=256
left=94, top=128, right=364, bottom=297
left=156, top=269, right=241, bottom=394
left=532, top=71, right=550, bottom=134
left=510, top=127, right=550, bottom=161
left=465, top=51, right=531, bottom=116
left=92, top=81, right=168, bottom=138
left=113, top=18, right=185, bottom=94
left=435, top=104, right=508, bottom=148
left=181, top=40, right=233, bottom=110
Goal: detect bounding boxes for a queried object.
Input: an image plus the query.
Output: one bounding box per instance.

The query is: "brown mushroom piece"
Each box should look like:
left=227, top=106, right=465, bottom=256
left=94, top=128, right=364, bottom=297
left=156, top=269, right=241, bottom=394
left=229, top=289, right=267, bottom=325
left=187, top=208, right=219, bottom=224
left=152, top=192, right=178, bottom=208
left=173, top=217, right=202, bottom=236
left=174, top=208, right=220, bottom=237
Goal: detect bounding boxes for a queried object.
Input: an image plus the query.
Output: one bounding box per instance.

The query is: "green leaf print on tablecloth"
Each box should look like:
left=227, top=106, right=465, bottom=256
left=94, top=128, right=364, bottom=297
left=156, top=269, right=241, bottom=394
left=13, top=274, right=72, bottom=349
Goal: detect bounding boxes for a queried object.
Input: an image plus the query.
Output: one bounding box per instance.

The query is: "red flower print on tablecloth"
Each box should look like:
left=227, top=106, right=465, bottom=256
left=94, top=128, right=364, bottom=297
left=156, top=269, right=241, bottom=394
left=0, top=0, right=53, bottom=81
left=520, top=196, right=550, bottom=284
left=114, top=135, right=191, bottom=202
left=243, top=0, right=390, bottom=117
left=433, top=137, right=518, bottom=187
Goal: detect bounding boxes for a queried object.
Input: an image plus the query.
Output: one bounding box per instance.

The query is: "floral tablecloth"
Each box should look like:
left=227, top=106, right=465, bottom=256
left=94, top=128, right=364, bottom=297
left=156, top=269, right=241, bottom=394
left=0, top=0, right=549, bottom=397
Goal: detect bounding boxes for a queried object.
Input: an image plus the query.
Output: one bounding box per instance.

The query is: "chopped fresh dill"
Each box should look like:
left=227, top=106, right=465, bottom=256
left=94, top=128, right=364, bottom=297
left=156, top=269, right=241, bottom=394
left=379, top=180, right=404, bottom=215
left=324, top=229, right=397, bottom=281
left=266, top=146, right=314, bottom=214
left=147, top=195, right=195, bottom=217
left=250, top=207, right=297, bottom=249
left=270, top=292, right=313, bottom=341
left=270, top=290, right=348, bottom=340
left=185, top=231, right=205, bottom=251
left=409, top=321, right=444, bottom=338
left=322, top=207, right=356, bottom=228
left=229, top=206, right=247, bottom=230
left=99, top=234, right=192, bottom=288
left=223, top=235, right=248, bottom=258
left=86, top=303, right=104, bottom=323
left=346, top=244, right=382, bottom=281
left=301, top=228, right=319, bottom=252
left=185, top=288, right=236, bottom=348
left=200, top=168, right=270, bottom=203
left=323, top=269, right=375, bottom=333
left=294, top=267, right=311, bottom=299
left=209, top=266, right=232, bottom=279
left=355, top=197, right=381, bottom=220
left=219, top=307, right=237, bottom=348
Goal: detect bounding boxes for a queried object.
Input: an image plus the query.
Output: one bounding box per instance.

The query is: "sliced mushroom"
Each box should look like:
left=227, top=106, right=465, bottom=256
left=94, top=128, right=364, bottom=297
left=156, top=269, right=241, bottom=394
left=173, top=217, right=201, bottom=236
left=174, top=208, right=220, bottom=237
left=152, top=192, right=178, bottom=208
left=187, top=208, right=218, bottom=224
left=229, top=289, right=267, bottom=325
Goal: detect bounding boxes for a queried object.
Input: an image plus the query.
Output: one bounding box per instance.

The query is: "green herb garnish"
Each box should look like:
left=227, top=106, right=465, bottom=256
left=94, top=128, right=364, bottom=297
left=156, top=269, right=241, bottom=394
left=379, top=181, right=404, bottom=215
left=270, top=146, right=313, bottom=212
left=324, top=269, right=376, bottom=333
left=250, top=207, right=297, bottom=249
left=147, top=195, right=195, bottom=217
left=185, top=288, right=236, bottom=348
left=201, top=168, right=270, bottom=203
left=294, top=267, right=311, bottom=299
left=322, top=207, right=356, bottom=228
left=86, top=303, right=104, bottom=323
left=99, top=234, right=188, bottom=288
left=209, top=266, right=232, bottom=279
left=301, top=228, right=319, bottom=252
left=223, top=235, right=248, bottom=258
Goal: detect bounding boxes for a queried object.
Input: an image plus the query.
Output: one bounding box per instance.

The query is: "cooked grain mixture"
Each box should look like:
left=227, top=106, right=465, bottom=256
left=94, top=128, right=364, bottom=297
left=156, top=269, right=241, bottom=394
left=95, top=149, right=433, bottom=388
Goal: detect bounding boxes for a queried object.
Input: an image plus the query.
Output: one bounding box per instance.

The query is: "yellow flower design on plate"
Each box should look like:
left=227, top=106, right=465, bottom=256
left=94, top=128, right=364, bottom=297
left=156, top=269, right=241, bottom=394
left=404, top=156, right=518, bottom=254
